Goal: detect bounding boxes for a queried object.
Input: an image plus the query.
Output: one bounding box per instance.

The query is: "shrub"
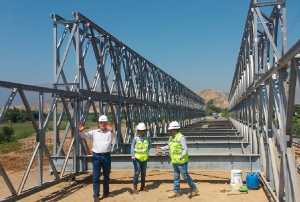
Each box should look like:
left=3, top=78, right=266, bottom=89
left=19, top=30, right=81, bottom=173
left=0, top=126, right=15, bottom=143
left=221, top=109, right=229, bottom=118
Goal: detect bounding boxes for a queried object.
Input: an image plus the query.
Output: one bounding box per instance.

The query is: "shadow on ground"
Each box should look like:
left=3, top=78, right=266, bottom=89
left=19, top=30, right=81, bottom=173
left=36, top=172, right=233, bottom=202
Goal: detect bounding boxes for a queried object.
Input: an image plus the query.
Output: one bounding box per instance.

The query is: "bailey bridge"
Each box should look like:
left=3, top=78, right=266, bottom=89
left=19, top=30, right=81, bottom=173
left=0, top=0, right=300, bottom=201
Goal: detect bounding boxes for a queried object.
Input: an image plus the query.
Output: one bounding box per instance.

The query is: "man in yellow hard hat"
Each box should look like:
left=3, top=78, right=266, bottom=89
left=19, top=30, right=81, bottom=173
left=155, top=121, right=199, bottom=198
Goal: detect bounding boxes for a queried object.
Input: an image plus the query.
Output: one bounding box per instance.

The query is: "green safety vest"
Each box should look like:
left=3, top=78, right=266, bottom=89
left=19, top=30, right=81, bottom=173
left=169, top=132, right=189, bottom=164
left=134, top=136, right=149, bottom=162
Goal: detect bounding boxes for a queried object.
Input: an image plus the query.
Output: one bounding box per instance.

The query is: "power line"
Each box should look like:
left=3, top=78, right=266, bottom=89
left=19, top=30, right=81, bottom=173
left=287, top=11, right=300, bottom=35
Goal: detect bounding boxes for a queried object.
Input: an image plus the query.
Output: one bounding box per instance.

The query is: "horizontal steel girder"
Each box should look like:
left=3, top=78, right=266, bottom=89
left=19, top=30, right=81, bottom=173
left=51, top=154, right=261, bottom=171
left=151, top=136, right=245, bottom=143
left=121, top=142, right=250, bottom=154
left=183, top=126, right=235, bottom=129
left=180, top=129, right=238, bottom=133
left=157, top=132, right=240, bottom=136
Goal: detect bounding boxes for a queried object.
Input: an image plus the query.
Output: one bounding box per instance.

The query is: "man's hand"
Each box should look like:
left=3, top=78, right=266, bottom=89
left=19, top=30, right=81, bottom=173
left=107, top=122, right=114, bottom=132
left=131, top=157, right=136, bottom=161
left=78, top=122, right=85, bottom=132
left=154, top=145, right=161, bottom=151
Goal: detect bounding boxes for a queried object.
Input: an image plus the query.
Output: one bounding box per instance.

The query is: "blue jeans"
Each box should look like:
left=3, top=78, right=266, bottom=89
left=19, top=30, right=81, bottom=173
left=173, top=162, right=197, bottom=193
left=133, top=159, right=147, bottom=185
left=92, top=152, right=111, bottom=197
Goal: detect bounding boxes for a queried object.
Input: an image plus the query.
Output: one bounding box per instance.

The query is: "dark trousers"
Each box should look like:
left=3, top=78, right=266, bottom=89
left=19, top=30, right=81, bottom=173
left=133, top=158, right=147, bottom=185
left=92, top=152, right=111, bottom=197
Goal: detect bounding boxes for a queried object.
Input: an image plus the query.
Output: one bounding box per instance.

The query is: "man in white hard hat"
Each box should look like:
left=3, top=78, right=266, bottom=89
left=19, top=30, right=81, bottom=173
left=130, top=122, right=152, bottom=194
left=78, top=115, right=116, bottom=202
left=155, top=121, right=199, bottom=198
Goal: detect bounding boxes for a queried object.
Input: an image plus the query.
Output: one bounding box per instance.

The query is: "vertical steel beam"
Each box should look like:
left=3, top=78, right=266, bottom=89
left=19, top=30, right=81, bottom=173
left=38, top=92, right=44, bottom=186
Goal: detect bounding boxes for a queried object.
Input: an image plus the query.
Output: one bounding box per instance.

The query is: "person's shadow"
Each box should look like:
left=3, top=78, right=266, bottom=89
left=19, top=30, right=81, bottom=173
left=101, top=179, right=171, bottom=198
left=100, top=187, right=134, bottom=199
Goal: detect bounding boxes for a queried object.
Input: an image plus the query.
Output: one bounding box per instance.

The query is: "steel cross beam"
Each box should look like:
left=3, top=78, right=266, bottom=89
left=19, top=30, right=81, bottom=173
left=0, top=12, right=205, bottom=202
left=228, top=0, right=300, bottom=201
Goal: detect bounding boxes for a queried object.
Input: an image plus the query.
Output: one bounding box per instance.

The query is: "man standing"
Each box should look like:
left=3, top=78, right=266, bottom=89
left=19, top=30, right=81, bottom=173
left=78, top=115, right=116, bottom=202
left=155, top=121, right=199, bottom=198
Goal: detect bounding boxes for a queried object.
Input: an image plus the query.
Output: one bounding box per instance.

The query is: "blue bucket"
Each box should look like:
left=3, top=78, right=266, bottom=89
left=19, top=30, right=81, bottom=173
left=246, top=172, right=260, bottom=189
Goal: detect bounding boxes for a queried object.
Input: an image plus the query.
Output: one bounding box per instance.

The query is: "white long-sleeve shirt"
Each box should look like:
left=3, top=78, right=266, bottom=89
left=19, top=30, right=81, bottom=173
left=80, top=128, right=116, bottom=153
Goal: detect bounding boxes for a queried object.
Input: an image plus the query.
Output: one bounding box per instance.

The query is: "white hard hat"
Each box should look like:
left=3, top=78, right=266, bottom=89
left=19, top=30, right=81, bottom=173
left=168, top=121, right=180, bottom=130
left=98, top=115, right=108, bottom=122
left=137, top=123, right=146, bottom=130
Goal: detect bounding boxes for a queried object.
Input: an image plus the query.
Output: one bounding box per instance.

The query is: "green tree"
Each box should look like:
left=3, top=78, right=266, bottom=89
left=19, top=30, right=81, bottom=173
left=2, top=108, right=45, bottom=123
left=206, top=99, right=215, bottom=109
left=294, top=104, right=300, bottom=117
left=222, top=109, right=229, bottom=118
left=205, top=99, right=222, bottom=115
left=293, top=104, right=300, bottom=136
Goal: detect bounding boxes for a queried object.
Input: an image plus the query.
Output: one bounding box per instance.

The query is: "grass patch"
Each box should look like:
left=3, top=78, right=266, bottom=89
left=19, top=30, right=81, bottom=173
left=0, top=142, right=22, bottom=154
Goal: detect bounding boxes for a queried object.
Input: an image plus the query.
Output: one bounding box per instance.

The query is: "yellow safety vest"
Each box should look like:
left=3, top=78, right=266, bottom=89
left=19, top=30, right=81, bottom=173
left=134, top=137, right=149, bottom=162
left=169, top=132, right=188, bottom=164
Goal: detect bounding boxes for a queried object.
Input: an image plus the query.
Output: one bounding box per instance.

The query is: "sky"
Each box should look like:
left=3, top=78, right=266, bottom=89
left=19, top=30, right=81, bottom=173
left=0, top=0, right=300, bottom=94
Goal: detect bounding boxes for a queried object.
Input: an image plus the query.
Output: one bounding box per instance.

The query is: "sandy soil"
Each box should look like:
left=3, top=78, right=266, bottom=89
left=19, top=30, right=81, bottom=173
left=0, top=169, right=274, bottom=202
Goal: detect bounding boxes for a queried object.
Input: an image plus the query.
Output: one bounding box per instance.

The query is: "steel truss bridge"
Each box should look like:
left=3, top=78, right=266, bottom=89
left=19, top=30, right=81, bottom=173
left=0, top=0, right=299, bottom=201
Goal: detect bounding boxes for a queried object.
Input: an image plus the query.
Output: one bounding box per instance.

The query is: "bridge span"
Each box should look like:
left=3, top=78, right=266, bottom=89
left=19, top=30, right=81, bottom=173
left=0, top=0, right=300, bottom=201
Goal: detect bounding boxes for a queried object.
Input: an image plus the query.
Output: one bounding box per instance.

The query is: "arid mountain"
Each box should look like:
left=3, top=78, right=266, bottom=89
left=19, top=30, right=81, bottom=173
left=195, top=89, right=229, bottom=109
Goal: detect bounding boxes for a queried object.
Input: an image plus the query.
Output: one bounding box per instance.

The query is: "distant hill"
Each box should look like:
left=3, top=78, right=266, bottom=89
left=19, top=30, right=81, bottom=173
left=195, top=89, right=229, bottom=109
left=195, top=88, right=300, bottom=109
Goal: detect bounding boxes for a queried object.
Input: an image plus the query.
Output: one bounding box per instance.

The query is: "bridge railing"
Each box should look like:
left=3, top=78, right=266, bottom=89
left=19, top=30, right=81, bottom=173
left=228, top=0, right=300, bottom=201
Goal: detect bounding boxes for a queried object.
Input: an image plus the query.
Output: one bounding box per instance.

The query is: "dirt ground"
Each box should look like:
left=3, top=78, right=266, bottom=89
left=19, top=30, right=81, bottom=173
left=0, top=169, right=274, bottom=202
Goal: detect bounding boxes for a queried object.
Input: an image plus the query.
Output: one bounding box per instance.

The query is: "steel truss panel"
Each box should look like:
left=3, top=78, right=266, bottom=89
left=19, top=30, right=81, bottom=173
left=50, top=154, right=261, bottom=171
left=50, top=11, right=205, bottom=149
left=228, top=0, right=300, bottom=201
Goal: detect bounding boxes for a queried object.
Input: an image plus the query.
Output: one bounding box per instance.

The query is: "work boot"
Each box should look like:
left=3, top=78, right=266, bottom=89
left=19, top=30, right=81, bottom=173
left=168, top=192, right=180, bottom=198
left=188, top=189, right=199, bottom=197
left=133, top=185, right=139, bottom=194
left=140, top=184, right=149, bottom=192
left=94, top=196, right=100, bottom=202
